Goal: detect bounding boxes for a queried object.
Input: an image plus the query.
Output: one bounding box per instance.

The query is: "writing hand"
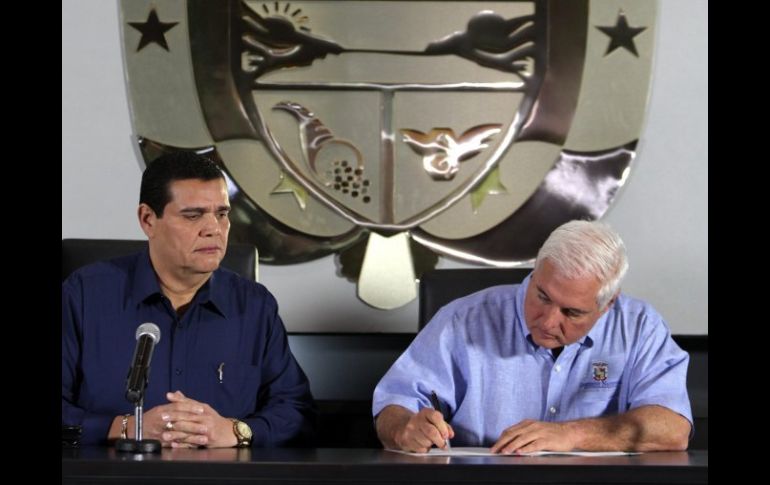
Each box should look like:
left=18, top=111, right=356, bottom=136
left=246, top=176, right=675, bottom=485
left=395, top=408, right=455, bottom=453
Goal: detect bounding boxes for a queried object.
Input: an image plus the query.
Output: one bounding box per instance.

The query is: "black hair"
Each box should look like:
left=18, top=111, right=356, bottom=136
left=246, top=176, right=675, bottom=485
left=139, top=151, right=225, bottom=217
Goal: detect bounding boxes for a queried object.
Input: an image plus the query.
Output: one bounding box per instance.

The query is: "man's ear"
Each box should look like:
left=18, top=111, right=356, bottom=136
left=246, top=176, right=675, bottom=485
left=601, top=292, right=620, bottom=314
left=137, top=203, right=157, bottom=237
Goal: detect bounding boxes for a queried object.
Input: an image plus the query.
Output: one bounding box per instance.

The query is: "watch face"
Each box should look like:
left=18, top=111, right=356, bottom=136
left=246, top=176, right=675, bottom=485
left=236, top=421, right=252, bottom=439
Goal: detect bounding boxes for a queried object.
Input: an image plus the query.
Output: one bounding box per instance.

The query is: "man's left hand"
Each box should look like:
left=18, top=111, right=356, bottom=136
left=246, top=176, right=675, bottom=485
left=160, top=390, right=239, bottom=448
left=490, top=419, right=576, bottom=454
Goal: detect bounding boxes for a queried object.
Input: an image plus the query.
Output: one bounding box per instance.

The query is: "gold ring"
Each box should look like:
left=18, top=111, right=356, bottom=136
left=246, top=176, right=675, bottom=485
left=164, top=421, right=174, bottom=431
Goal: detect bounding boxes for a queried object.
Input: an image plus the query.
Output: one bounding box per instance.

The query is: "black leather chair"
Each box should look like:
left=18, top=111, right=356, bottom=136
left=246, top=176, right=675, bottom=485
left=61, top=239, right=258, bottom=281
left=418, top=268, right=532, bottom=328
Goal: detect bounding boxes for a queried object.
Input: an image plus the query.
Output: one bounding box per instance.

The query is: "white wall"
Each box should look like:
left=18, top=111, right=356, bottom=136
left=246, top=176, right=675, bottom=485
left=62, top=0, right=707, bottom=334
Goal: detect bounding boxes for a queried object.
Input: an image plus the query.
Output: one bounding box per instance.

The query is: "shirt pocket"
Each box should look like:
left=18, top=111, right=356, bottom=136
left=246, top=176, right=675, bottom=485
left=574, top=381, right=620, bottom=416
left=193, top=362, right=261, bottom=418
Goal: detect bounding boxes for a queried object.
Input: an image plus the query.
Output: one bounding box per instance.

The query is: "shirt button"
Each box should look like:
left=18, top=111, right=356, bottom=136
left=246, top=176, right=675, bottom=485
left=175, top=369, right=182, bottom=376
left=554, top=365, right=561, bottom=372
left=549, top=406, right=557, bottom=414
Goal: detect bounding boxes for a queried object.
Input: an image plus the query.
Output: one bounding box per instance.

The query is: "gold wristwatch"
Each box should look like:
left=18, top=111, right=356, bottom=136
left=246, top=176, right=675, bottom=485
left=231, top=419, right=252, bottom=447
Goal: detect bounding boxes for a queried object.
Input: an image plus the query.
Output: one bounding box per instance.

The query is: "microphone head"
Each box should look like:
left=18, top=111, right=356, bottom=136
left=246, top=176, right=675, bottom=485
left=136, top=322, right=161, bottom=344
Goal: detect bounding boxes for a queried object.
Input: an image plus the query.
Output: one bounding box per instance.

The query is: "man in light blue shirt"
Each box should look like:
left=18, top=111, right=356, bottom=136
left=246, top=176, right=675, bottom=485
left=373, top=220, right=692, bottom=453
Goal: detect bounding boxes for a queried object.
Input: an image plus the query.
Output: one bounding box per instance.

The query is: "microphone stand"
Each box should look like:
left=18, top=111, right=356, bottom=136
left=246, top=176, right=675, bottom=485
left=115, top=397, right=161, bottom=453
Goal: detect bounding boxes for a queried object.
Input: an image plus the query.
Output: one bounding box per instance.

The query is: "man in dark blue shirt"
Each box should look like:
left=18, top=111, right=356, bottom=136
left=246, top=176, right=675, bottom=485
left=62, top=152, right=315, bottom=447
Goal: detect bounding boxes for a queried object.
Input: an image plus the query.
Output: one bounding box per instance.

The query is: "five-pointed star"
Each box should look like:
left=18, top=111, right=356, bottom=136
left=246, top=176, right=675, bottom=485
left=128, top=9, right=179, bottom=52
left=470, top=167, right=507, bottom=213
left=595, top=11, right=646, bottom=57
left=271, top=172, right=308, bottom=210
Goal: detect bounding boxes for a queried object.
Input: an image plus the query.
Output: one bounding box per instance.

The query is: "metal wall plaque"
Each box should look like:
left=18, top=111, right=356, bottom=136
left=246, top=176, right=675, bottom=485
left=120, top=0, right=656, bottom=309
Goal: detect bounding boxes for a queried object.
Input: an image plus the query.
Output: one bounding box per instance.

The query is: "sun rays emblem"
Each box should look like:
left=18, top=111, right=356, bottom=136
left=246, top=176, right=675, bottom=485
left=241, top=1, right=341, bottom=78
left=259, top=2, right=310, bottom=31
left=122, top=0, right=656, bottom=314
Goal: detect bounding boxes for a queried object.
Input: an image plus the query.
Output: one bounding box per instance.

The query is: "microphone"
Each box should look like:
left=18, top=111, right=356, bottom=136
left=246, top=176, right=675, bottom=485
left=125, top=323, right=161, bottom=403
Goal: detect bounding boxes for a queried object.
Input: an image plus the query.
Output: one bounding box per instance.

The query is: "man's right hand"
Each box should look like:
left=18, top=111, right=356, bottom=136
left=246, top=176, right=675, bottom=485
left=109, top=391, right=207, bottom=447
left=375, top=405, right=454, bottom=453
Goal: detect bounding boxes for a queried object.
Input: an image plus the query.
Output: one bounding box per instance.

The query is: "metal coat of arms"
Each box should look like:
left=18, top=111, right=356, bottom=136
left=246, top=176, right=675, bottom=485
left=120, top=0, right=656, bottom=309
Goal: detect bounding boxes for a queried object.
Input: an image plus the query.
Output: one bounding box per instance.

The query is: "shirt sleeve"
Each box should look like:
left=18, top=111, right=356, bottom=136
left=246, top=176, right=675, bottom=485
left=62, top=275, right=118, bottom=445
left=245, top=294, right=316, bottom=447
left=625, top=308, right=693, bottom=429
left=372, top=305, right=463, bottom=419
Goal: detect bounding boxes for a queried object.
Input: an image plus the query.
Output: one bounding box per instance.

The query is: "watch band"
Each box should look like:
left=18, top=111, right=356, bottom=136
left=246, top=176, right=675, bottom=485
left=231, top=418, right=252, bottom=447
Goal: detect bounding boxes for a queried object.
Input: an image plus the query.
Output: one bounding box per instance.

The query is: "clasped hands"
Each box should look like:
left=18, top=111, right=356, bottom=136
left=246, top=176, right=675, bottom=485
left=138, top=390, right=239, bottom=448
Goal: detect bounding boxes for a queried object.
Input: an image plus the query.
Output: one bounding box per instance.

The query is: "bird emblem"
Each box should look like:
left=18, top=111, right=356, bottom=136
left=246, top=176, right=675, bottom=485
left=401, top=124, right=503, bottom=180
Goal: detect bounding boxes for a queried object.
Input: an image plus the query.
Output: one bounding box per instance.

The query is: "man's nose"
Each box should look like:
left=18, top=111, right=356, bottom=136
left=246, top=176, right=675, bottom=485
left=540, top=306, right=561, bottom=330
left=200, top=214, right=222, bottom=236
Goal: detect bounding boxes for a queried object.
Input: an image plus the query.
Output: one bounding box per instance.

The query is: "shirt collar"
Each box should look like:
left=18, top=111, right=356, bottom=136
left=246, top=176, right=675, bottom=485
left=584, top=306, right=610, bottom=346
left=204, top=270, right=229, bottom=318
left=129, top=249, right=228, bottom=318
left=515, top=273, right=535, bottom=347
left=130, top=249, right=163, bottom=305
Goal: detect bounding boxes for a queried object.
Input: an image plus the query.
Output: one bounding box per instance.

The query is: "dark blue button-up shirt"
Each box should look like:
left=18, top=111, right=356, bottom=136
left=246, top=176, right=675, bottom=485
left=62, top=250, right=315, bottom=446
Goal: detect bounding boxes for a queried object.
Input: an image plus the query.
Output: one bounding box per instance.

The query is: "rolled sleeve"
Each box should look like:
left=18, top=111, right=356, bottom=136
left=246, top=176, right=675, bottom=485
left=627, top=314, right=693, bottom=430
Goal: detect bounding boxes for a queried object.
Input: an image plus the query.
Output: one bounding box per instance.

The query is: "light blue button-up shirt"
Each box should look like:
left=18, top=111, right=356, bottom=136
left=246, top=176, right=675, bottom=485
left=373, top=275, right=692, bottom=446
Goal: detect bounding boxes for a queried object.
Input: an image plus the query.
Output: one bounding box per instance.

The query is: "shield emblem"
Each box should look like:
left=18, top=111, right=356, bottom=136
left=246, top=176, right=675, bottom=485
left=121, top=0, right=655, bottom=309
left=592, top=362, right=609, bottom=382
left=189, top=1, right=552, bottom=231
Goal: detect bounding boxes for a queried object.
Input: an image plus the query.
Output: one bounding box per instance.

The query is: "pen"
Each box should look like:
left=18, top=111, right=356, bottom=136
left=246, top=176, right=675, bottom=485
left=429, top=390, right=451, bottom=449
left=217, top=362, right=225, bottom=383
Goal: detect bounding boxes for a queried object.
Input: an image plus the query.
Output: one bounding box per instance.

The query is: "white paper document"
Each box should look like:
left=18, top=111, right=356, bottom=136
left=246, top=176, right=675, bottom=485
left=387, top=447, right=640, bottom=457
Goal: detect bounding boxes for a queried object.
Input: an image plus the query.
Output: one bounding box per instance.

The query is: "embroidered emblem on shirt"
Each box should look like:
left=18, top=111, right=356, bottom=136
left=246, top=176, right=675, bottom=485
left=592, top=361, right=608, bottom=382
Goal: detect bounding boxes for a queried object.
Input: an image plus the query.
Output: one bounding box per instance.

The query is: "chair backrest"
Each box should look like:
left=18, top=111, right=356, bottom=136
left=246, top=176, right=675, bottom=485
left=418, top=268, right=532, bottom=328
left=61, top=239, right=259, bottom=282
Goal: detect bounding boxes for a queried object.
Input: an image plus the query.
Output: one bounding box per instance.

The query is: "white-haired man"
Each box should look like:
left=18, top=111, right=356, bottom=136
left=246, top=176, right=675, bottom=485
left=373, top=220, right=692, bottom=453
